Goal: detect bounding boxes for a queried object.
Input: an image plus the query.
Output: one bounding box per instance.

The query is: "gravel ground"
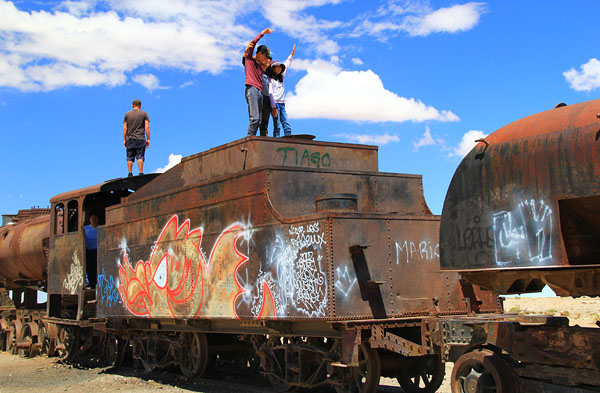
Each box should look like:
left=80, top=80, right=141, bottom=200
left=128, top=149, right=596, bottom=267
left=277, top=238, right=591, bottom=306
left=0, top=352, right=453, bottom=393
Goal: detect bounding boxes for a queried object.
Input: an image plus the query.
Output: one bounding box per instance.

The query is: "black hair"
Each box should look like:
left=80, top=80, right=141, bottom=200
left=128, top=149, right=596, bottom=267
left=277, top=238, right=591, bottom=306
left=269, top=65, right=284, bottom=83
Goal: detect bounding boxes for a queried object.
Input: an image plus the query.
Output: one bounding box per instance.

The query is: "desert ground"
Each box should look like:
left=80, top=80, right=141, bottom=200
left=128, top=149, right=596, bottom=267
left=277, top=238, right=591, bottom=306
left=0, top=297, right=597, bottom=393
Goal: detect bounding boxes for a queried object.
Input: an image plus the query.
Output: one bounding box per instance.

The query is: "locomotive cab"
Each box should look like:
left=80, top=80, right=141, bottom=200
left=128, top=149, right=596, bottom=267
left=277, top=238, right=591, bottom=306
left=47, top=174, right=158, bottom=321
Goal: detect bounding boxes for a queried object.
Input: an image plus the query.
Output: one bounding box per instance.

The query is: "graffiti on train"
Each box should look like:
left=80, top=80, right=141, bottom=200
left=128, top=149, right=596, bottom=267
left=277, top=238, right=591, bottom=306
left=63, top=250, right=84, bottom=294
left=98, top=268, right=121, bottom=307
left=276, top=147, right=331, bottom=168
left=334, top=265, right=357, bottom=298
left=116, top=216, right=329, bottom=319
left=117, top=215, right=250, bottom=318
left=238, top=222, right=329, bottom=318
left=395, top=240, right=440, bottom=264
left=492, top=199, right=553, bottom=266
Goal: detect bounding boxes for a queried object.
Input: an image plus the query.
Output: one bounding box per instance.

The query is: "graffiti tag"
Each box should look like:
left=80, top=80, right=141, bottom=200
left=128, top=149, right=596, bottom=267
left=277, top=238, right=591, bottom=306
left=98, top=268, right=121, bottom=307
left=63, top=250, right=84, bottom=294
left=395, top=240, right=440, bottom=264
left=276, top=147, right=331, bottom=168
left=334, top=265, right=357, bottom=297
left=289, top=223, right=327, bottom=249
left=493, top=199, right=553, bottom=265
left=456, top=216, right=494, bottom=251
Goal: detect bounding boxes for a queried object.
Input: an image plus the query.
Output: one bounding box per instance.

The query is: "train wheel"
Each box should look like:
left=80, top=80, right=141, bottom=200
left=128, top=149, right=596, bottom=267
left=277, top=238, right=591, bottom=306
left=266, top=354, right=297, bottom=392
left=7, top=320, right=21, bottom=355
left=17, top=322, right=39, bottom=358
left=334, top=344, right=381, bottom=393
left=104, top=334, right=125, bottom=367
left=57, top=326, right=80, bottom=360
left=38, top=324, right=50, bottom=356
left=179, top=332, right=209, bottom=378
left=397, top=355, right=445, bottom=393
left=451, top=349, right=516, bottom=393
left=44, top=323, right=59, bottom=357
left=0, top=318, right=8, bottom=351
left=6, top=325, right=16, bottom=354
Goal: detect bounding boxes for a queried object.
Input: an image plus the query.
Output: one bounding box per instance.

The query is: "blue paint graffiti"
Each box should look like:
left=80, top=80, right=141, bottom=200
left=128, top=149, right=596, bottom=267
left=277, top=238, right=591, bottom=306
left=98, top=268, right=121, bottom=307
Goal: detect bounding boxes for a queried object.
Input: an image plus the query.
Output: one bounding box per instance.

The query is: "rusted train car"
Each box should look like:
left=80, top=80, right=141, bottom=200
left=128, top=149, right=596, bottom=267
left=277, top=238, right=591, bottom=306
left=0, top=208, right=50, bottom=356
left=86, top=137, right=500, bottom=392
left=439, top=99, right=600, bottom=392
left=1, top=135, right=499, bottom=392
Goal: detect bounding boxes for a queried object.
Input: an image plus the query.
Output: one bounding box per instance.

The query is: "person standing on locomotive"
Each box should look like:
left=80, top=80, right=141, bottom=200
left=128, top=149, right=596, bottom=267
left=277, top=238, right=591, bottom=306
left=268, top=44, right=295, bottom=137
left=259, top=58, right=273, bottom=136
left=84, top=213, right=99, bottom=288
left=123, top=99, right=150, bottom=177
left=243, top=28, right=272, bottom=136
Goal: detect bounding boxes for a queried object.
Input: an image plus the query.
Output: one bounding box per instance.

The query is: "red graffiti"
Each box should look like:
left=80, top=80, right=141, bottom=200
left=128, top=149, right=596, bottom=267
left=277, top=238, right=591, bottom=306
left=118, top=216, right=206, bottom=318
left=117, top=216, right=259, bottom=319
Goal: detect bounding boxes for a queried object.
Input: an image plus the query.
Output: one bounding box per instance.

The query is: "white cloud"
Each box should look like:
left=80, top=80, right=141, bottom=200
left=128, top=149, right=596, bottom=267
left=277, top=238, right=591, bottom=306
left=133, top=73, right=168, bottom=91
left=413, top=126, right=445, bottom=151
left=334, top=132, right=399, bottom=145
left=0, top=0, right=252, bottom=91
left=286, top=68, right=459, bottom=122
left=292, top=57, right=342, bottom=73
left=450, top=130, right=487, bottom=157
left=354, top=2, right=486, bottom=38
left=403, top=2, right=486, bottom=36
left=179, top=80, right=195, bottom=88
left=563, top=58, right=600, bottom=92
left=0, top=1, right=487, bottom=92
left=155, top=153, right=182, bottom=173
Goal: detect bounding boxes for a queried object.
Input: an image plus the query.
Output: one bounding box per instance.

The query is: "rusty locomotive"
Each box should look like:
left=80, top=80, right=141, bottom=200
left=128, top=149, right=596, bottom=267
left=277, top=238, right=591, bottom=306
left=1, top=99, right=599, bottom=393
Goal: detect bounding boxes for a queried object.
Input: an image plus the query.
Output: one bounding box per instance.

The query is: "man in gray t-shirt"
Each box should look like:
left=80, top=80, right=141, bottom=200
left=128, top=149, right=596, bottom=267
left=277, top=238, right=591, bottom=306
left=123, top=99, right=150, bottom=177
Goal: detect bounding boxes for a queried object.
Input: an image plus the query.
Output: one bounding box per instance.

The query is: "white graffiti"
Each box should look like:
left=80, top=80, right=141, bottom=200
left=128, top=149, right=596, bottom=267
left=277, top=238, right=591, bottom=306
left=63, top=250, right=84, bottom=294
left=334, top=265, right=357, bottom=297
left=245, top=222, right=328, bottom=318
left=289, top=222, right=327, bottom=249
left=295, top=251, right=326, bottom=313
left=493, top=199, right=553, bottom=265
left=395, top=240, right=440, bottom=264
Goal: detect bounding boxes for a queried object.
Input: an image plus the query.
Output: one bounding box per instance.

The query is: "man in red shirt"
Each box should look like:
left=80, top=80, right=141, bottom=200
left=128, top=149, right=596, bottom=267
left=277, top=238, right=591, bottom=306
left=243, top=28, right=273, bottom=136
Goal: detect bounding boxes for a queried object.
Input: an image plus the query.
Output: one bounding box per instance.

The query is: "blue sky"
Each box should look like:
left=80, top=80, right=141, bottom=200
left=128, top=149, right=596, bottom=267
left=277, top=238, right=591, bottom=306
left=1, top=0, right=599, bottom=220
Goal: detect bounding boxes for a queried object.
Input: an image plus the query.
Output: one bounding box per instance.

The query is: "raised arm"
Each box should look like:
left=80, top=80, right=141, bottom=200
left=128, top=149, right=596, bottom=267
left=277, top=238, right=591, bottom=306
left=282, top=44, right=295, bottom=78
left=243, top=28, right=273, bottom=59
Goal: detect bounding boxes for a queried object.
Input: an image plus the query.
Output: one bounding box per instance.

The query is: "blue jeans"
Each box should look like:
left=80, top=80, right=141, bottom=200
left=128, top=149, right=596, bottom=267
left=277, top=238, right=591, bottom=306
left=245, top=85, right=263, bottom=136
left=273, top=103, right=291, bottom=137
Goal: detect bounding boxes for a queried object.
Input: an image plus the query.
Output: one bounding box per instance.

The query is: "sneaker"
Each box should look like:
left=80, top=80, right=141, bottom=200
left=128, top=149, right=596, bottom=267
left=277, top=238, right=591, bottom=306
left=139, top=172, right=144, bottom=176
left=127, top=172, right=133, bottom=177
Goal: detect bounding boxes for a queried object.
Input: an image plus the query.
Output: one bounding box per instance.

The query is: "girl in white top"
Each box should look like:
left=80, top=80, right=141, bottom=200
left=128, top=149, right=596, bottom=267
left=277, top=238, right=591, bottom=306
left=268, top=44, right=295, bottom=137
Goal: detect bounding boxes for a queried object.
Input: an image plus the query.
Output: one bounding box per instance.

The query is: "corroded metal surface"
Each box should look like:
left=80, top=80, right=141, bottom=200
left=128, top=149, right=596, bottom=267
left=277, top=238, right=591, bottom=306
left=440, top=99, right=600, bottom=296
left=97, top=137, right=499, bottom=324
left=440, top=315, right=600, bottom=390
left=0, top=212, right=49, bottom=287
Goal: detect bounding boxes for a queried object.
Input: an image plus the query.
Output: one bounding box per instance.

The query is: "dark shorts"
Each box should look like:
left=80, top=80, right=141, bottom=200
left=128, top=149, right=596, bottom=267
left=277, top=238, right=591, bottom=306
left=126, top=139, right=146, bottom=162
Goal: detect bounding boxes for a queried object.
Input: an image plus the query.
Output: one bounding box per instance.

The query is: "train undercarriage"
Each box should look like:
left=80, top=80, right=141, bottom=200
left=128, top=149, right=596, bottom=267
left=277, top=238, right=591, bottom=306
left=2, top=290, right=599, bottom=393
